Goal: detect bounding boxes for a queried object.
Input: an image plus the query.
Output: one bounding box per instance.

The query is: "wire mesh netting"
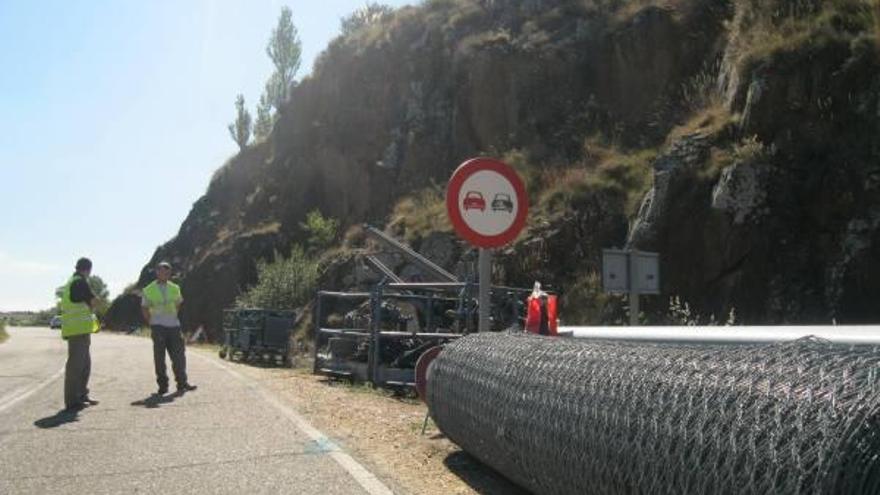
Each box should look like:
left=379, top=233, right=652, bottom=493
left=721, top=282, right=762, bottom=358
left=427, top=333, right=880, bottom=495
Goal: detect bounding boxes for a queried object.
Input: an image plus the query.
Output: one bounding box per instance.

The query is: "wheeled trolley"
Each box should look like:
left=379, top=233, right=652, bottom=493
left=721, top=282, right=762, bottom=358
left=219, top=308, right=295, bottom=367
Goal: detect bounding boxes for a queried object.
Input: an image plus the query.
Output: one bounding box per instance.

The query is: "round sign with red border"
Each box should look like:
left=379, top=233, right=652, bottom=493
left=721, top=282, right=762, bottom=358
left=446, top=157, right=528, bottom=249
left=415, top=345, right=443, bottom=402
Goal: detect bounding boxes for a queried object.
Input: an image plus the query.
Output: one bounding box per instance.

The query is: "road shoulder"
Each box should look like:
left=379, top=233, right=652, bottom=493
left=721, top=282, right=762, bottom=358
left=195, top=349, right=526, bottom=495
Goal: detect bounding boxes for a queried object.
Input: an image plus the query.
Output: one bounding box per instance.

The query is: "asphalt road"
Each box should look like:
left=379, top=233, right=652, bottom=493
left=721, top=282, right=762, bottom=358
left=0, top=327, right=394, bottom=495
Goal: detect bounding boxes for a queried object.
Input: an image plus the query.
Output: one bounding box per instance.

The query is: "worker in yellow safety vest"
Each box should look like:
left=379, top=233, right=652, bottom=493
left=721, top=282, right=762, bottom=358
left=60, top=257, right=101, bottom=412
left=141, top=261, right=197, bottom=396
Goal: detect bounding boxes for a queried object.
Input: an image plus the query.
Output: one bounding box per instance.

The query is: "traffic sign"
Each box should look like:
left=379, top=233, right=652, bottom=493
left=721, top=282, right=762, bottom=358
left=602, top=249, right=661, bottom=294
left=602, top=250, right=629, bottom=293
left=602, top=248, right=661, bottom=327
left=446, top=157, right=528, bottom=249
left=633, top=251, right=660, bottom=294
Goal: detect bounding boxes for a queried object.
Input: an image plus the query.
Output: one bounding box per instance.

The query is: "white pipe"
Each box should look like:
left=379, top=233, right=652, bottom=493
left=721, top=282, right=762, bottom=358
left=559, top=325, right=880, bottom=345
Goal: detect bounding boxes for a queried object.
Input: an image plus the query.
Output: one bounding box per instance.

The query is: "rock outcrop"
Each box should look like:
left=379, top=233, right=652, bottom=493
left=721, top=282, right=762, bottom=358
left=627, top=17, right=880, bottom=322
left=111, top=0, right=880, bottom=334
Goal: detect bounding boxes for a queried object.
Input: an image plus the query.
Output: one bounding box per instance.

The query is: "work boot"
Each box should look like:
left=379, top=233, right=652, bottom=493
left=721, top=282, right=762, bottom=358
left=177, top=383, right=197, bottom=394
left=82, top=397, right=100, bottom=407
left=156, top=386, right=168, bottom=396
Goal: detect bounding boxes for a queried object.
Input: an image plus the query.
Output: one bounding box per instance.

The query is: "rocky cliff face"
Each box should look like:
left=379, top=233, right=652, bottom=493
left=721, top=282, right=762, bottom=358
left=112, top=0, right=880, bottom=335
left=629, top=25, right=880, bottom=322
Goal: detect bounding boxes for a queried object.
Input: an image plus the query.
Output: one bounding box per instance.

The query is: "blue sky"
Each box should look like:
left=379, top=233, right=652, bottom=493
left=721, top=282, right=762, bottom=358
left=0, top=0, right=413, bottom=311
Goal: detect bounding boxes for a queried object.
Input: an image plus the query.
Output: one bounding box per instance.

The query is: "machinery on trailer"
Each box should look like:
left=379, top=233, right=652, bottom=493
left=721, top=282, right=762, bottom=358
left=312, top=225, right=534, bottom=388
left=220, top=308, right=295, bottom=367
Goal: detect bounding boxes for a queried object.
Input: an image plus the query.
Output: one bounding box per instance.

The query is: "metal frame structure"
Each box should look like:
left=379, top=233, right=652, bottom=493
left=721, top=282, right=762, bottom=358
left=362, top=224, right=459, bottom=282
left=363, top=255, right=404, bottom=283
left=313, top=281, right=537, bottom=387
left=312, top=285, right=467, bottom=387
left=312, top=225, right=538, bottom=388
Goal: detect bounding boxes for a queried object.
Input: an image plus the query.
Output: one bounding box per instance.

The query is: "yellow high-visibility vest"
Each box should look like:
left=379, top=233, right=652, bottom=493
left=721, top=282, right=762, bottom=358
left=60, top=274, right=99, bottom=339
left=143, top=280, right=182, bottom=316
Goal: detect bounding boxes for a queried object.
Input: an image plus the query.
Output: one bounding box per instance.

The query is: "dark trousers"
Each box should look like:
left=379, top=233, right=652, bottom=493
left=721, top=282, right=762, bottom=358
left=150, top=325, right=187, bottom=389
left=64, top=334, right=91, bottom=408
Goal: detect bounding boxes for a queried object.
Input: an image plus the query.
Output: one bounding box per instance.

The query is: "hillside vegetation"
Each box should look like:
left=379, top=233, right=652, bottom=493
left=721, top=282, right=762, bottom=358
left=109, top=0, right=880, bottom=337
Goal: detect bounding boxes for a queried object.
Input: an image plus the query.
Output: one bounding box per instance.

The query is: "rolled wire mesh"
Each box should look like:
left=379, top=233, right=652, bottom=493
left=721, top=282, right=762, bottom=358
left=426, top=333, right=880, bottom=495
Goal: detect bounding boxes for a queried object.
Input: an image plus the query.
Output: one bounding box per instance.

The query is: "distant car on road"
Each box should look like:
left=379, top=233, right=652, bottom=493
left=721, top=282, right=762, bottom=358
left=463, top=191, right=486, bottom=211
left=492, top=193, right=514, bottom=213
left=49, top=316, right=62, bottom=329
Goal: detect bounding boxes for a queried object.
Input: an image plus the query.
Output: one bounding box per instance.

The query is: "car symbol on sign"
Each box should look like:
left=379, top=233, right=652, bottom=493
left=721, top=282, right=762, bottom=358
left=463, top=191, right=486, bottom=211
left=491, top=193, right=514, bottom=213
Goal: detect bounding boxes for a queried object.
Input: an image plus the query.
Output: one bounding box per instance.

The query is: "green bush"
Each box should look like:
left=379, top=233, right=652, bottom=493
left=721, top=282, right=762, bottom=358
left=237, top=245, right=319, bottom=310
left=0, top=319, right=7, bottom=343
left=666, top=296, right=737, bottom=326
left=300, top=210, right=339, bottom=253
left=561, top=271, right=612, bottom=325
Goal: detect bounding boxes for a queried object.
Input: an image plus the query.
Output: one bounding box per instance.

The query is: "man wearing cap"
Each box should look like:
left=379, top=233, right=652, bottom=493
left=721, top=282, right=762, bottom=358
left=60, top=257, right=101, bottom=412
left=141, top=262, right=196, bottom=395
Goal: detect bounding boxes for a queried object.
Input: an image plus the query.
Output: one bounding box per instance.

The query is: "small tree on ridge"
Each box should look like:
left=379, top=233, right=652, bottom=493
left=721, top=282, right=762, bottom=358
left=254, top=93, right=274, bottom=142
left=265, top=7, right=302, bottom=111
left=228, top=94, right=252, bottom=150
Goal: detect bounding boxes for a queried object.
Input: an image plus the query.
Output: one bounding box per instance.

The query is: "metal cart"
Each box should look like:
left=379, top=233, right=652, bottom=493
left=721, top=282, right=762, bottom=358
left=219, top=308, right=295, bottom=367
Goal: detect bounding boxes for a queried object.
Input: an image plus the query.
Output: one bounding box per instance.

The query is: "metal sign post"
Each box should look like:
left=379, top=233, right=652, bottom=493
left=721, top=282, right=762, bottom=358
left=447, top=158, right=528, bottom=332
left=478, top=248, right=492, bottom=332
left=628, top=250, right=640, bottom=327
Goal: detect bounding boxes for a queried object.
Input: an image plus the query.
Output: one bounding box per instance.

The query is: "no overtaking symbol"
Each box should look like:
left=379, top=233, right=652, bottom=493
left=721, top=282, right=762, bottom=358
left=446, top=158, right=528, bottom=249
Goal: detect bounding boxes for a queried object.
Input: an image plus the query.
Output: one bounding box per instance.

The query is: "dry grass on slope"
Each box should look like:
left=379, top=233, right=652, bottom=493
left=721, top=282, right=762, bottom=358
left=729, top=0, right=878, bottom=70
left=388, top=184, right=452, bottom=243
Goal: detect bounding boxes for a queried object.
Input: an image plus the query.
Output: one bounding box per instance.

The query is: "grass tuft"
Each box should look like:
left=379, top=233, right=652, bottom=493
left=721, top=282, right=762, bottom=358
left=668, top=103, right=735, bottom=144
left=536, top=143, right=657, bottom=219
left=388, top=183, right=451, bottom=242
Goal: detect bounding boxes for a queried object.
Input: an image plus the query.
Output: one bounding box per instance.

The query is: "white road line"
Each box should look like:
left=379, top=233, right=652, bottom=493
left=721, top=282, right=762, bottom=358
left=192, top=352, right=395, bottom=495
left=0, top=367, right=65, bottom=414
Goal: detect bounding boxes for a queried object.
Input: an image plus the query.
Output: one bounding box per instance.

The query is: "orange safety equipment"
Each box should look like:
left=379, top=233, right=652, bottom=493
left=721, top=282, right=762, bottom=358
left=526, top=294, right=558, bottom=336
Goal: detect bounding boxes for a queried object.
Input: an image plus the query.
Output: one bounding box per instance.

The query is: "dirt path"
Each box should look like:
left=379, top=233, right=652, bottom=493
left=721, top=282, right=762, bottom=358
left=208, top=352, right=526, bottom=495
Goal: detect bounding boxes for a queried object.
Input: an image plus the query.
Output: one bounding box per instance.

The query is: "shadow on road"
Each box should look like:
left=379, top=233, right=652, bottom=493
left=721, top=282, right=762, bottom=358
left=443, top=450, right=529, bottom=495
left=130, top=393, right=179, bottom=409
left=34, top=410, right=80, bottom=429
